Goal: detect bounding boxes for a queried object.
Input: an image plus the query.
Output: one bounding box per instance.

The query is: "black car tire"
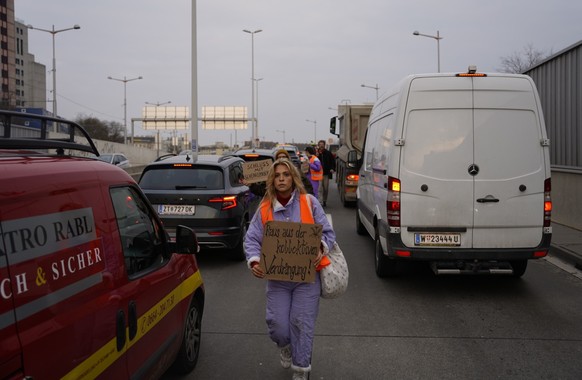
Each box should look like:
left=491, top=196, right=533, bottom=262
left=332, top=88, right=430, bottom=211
left=375, top=231, right=399, bottom=277
left=171, top=298, right=202, bottom=374
left=510, top=260, right=528, bottom=278
left=229, top=218, right=247, bottom=261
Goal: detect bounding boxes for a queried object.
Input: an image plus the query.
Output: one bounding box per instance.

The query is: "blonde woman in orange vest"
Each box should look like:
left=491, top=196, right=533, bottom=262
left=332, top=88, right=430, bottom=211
left=304, top=146, right=323, bottom=199
left=244, top=158, right=336, bottom=380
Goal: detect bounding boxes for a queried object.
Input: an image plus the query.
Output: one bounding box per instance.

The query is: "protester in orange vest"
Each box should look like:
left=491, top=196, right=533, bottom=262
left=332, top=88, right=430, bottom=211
left=244, top=158, right=336, bottom=380
left=304, top=146, right=323, bottom=199
left=274, top=149, right=313, bottom=195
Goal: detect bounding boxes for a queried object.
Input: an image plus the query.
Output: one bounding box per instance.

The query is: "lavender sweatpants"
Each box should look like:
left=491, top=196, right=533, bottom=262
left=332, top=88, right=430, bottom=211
left=266, top=273, right=321, bottom=368
left=309, top=179, right=320, bottom=199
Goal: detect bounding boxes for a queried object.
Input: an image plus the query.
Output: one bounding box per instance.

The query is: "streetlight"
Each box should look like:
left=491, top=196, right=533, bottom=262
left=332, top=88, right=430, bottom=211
left=413, top=30, right=443, bottom=73
left=27, top=23, right=80, bottom=125
left=361, top=83, right=380, bottom=100
left=306, top=119, right=317, bottom=143
left=276, top=129, right=286, bottom=143
left=254, top=78, right=263, bottom=142
left=145, top=101, right=172, bottom=151
left=108, top=75, right=143, bottom=144
left=243, top=28, right=262, bottom=148
left=145, top=101, right=171, bottom=107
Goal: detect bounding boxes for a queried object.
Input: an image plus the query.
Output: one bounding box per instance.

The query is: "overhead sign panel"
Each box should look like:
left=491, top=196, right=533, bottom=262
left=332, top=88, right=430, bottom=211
left=141, top=106, right=190, bottom=130
left=201, top=106, right=248, bottom=130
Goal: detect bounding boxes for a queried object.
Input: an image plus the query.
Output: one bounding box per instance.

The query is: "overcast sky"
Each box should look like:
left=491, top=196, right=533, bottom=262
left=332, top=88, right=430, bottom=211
left=16, top=0, right=582, bottom=147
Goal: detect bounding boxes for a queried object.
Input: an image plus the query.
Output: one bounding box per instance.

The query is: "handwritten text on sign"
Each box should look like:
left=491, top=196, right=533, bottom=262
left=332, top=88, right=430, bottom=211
left=260, top=221, right=322, bottom=283
left=242, top=159, right=272, bottom=183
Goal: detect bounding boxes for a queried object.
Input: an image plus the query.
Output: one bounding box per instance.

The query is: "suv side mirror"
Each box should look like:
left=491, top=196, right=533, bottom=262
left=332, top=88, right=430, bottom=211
left=330, top=117, right=339, bottom=136
left=175, top=225, right=199, bottom=254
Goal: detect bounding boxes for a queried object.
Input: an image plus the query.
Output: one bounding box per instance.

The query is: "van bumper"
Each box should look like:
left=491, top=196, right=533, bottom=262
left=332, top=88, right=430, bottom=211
left=385, top=233, right=552, bottom=261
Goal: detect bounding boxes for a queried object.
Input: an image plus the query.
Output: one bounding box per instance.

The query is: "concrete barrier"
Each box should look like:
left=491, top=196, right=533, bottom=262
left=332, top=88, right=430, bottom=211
left=551, top=167, right=582, bottom=231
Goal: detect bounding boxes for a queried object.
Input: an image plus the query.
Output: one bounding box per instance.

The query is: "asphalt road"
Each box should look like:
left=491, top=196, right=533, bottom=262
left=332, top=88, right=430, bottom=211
left=164, top=182, right=582, bottom=380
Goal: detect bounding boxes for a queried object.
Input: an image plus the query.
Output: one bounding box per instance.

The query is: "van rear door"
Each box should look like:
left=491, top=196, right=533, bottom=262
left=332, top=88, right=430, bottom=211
left=400, top=75, right=547, bottom=250
left=400, top=76, right=475, bottom=248
left=472, top=76, right=546, bottom=248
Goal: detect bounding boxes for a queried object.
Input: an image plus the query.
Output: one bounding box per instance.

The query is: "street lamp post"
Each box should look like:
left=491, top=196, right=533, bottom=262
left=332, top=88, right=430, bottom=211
left=254, top=78, right=263, bottom=145
left=413, top=30, right=443, bottom=73
left=243, top=29, right=262, bottom=148
left=145, top=101, right=171, bottom=107
left=306, top=119, right=317, bottom=143
left=27, top=23, right=80, bottom=126
left=361, top=83, right=380, bottom=100
left=107, top=75, right=143, bottom=144
left=276, top=129, right=286, bottom=143
left=145, top=101, right=172, bottom=150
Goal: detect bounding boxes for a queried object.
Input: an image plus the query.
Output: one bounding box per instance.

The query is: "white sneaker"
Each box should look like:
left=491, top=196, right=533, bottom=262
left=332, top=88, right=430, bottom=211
left=280, top=345, right=291, bottom=369
left=292, top=371, right=308, bottom=380
left=291, top=364, right=310, bottom=380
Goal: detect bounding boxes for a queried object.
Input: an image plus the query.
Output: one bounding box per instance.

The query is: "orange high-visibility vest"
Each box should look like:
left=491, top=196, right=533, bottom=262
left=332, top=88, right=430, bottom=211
left=309, top=156, right=323, bottom=181
left=260, top=194, right=314, bottom=224
left=260, top=194, right=330, bottom=270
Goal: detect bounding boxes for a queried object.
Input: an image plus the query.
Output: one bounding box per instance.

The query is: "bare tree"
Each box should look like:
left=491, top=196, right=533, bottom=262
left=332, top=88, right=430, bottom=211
left=498, top=43, right=552, bottom=73
left=75, top=114, right=124, bottom=143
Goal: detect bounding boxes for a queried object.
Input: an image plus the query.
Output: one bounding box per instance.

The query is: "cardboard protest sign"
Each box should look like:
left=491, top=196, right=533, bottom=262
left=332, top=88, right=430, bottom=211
left=260, top=221, right=322, bottom=283
left=242, top=159, right=272, bottom=183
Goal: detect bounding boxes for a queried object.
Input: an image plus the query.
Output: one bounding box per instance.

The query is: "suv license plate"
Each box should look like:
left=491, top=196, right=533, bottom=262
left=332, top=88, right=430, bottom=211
left=414, top=233, right=461, bottom=247
left=158, top=205, right=196, bottom=216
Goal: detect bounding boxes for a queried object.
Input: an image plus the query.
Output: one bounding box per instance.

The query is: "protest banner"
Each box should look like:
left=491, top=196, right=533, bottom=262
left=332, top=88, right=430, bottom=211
left=242, top=159, right=272, bottom=183
left=260, top=221, right=322, bottom=283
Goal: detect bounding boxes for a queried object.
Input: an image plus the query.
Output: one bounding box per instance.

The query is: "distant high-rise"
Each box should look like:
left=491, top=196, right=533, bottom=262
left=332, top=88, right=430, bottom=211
left=1, top=0, right=47, bottom=110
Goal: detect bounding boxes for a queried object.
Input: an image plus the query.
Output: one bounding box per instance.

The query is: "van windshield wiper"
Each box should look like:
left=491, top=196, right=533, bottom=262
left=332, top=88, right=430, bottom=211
left=175, top=185, right=207, bottom=189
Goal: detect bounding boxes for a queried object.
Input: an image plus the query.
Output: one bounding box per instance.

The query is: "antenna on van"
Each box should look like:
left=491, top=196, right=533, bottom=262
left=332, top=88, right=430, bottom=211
left=468, top=65, right=477, bottom=74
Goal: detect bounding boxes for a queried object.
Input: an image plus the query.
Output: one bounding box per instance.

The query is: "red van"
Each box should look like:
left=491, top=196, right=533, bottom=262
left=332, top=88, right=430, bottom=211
left=0, top=111, right=204, bottom=379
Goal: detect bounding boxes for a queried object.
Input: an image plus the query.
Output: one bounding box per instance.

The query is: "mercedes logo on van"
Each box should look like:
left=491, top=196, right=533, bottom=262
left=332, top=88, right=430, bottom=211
left=468, top=164, right=480, bottom=176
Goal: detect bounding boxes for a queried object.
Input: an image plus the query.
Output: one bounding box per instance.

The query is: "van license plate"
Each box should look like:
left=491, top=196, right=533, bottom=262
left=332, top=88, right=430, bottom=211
left=158, top=205, right=196, bottom=215
left=414, top=233, right=461, bottom=246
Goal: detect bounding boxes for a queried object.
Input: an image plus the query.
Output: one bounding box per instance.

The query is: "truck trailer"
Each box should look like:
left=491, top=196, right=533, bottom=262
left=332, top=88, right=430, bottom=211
left=330, top=104, right=373, bottom=206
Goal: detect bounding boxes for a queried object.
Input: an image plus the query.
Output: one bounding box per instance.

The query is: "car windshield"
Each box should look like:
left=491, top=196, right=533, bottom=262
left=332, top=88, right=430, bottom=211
left=98, top=154, right=113, bottom=163
left=139, top=167, right=224, bottom=190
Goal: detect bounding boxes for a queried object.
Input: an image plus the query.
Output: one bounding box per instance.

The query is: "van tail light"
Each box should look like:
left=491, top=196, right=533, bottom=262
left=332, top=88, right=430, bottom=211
left=386, top=176, right=401, bottom=227
left=209, top=195, right=238, bottom=210
left=543, top=178, right=552, bottom=228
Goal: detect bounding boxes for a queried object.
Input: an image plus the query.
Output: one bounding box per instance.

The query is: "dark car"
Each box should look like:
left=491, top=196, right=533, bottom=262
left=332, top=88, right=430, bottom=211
left=138, top=153, right=252, bottom=260
left=273, top=144, right=301, bottom=169
left=229, top=148, right=276, bottom=214
left=231, top=148, right=276, bottom=163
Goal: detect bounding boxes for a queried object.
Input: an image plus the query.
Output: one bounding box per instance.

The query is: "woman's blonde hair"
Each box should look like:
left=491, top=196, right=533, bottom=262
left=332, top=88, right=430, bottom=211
left=263, top=158, right=306, bottom=208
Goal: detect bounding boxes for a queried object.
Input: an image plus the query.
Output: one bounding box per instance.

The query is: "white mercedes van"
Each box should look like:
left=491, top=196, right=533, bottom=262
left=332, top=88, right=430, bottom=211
left=355, top=66, right=552, bottom=277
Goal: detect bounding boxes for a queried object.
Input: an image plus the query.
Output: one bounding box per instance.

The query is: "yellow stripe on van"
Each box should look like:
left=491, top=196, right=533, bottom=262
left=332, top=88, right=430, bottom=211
left=61, top=270, right=203, bottom=380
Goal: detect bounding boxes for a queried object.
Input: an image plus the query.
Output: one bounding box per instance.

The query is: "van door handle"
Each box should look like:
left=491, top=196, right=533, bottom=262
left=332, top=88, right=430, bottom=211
left=476, top=197, right=499, bottom=203
left=116, top=310, right=126, bottom=351
left=128, top=301, right=138, bottom=341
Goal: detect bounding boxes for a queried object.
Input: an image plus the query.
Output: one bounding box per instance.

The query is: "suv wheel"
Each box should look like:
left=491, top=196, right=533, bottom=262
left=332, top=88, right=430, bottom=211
left=229, top=218, right=247, bottom=261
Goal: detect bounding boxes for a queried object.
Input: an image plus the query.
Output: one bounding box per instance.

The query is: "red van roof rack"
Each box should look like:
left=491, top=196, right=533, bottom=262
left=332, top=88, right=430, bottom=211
left=0, top=110, right=99, bottom=156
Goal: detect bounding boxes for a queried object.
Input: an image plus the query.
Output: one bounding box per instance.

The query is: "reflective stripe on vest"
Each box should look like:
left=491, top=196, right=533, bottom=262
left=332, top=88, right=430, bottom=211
left=260, top=194, right=314, bottom=224
left=309, top=156, right=323, bottom=181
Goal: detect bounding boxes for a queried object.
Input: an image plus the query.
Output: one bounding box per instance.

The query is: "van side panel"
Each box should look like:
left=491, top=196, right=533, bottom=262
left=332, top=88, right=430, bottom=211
left=1, top=163, right=128, bottom=379
left=472, top=77, right=546, bottom=247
